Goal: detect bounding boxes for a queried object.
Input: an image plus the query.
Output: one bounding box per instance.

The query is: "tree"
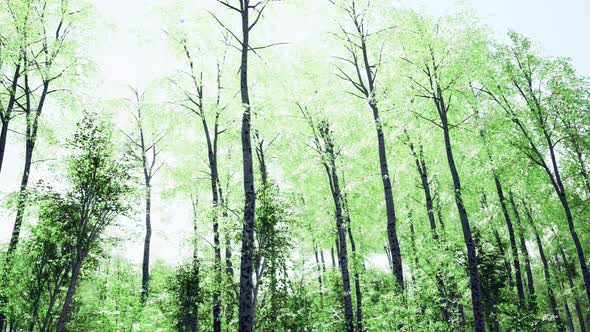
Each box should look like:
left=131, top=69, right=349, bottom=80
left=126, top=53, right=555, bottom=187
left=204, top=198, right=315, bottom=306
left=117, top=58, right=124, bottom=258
left=302, top=106, right=354, bottom=332
left=123, top=88, right=165, bottom=302
left=54, top=113, right=132, bottom=331
left=331, top=0, right=404, bottom=288
left=484, top=32, right=590, bottom=307
left=400, top=13, right=487, bottom=331
left=212, top=1, right=279, bottom=329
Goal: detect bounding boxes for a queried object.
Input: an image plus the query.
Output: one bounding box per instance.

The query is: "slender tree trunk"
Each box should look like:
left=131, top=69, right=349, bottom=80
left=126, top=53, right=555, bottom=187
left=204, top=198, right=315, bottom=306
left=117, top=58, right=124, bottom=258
left=509, top=194, right=536, bottom=311
left=439, top=110, right=485, bottom=331
left=368, top=103, right=403, bottom=287
left=7, top=80, right=49, bottom=255
left=8, top=139, right=34, bottom=255
left=555, top=233, right=587, bottom=332
left=331, top=246, right=336, bottom=269
left=346, top=216, right=363, bottom=332
left=493, top=175, right=525, bottom=307
left=408, top=137, right=453, bottom=324
left=528, top=216, right=564, bottom=331
left=314, top=243, right=324, bottom=297
left=0, top=63, right=21, bottom=176
left=56, top=251, right=86, bottom=332
left=336, top=238, right=341, bottom=269
left=323, top=163, right=354, bottom=331
left=493, top=228, right=514, bottom=287
left=237, top=5, right=256, bottom=331
left=141, top=183, right=152, bottom=302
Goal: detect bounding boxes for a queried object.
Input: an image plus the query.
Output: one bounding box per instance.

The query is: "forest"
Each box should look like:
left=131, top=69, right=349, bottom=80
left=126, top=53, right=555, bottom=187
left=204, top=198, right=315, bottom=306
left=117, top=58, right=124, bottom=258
left=0, top=0, right=589, bottom=331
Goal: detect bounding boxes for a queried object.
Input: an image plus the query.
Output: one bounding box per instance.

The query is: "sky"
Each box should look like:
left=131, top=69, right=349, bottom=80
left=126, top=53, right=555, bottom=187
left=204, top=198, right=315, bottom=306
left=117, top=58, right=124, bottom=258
left=1, top=0, right=588, bottom=265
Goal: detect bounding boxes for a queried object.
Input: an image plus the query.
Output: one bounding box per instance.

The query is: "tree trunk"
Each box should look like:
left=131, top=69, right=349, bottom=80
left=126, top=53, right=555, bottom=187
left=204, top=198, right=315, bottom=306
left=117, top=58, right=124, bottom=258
left=7, top=139, right=34, bottom=255
left=440, top=110, right=485, bottom=332
left=314, top=243, right=324, bottom=297
left=493, top=228, right=514, bottom=287
left=529, top=217, right=564, bottom=332
left=346, top=215, right=363, bottom=332
left=493, top=176, right=525, bottom=307
left=0, top=63, right=21, bottom=176
left=368, top=102, right=404, bottom=288
left=331, top=176, right=354, bottom=332
left=7, top=80, right=49, bottom=255
left=237, top=5, right=256, bottom=332
left=439, top=110, right=486, bottom=332
left=509, top=194, right=536, bottom=311
left=331, top=246, right=336, bottom=269
left=555, top=233, right=587, bottom=332
left=141, top=184, right=152, bottom=302
left=56, top=251, right=86, bottom=332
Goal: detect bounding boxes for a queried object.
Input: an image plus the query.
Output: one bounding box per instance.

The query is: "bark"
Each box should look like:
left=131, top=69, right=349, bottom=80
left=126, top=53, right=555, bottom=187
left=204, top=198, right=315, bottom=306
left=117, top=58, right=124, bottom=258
left=492, top=228, right=514, bottom=287
left=56, top=250, right=87, bottom=332
left=554, top=230, right=587, bottom=332
left=331, top=246, right=336, bottom=269
left=370, top=101, right=403, bottom=288
left=327, top=164, right=354, bottom=331
left=490, top=73, right=590, bottom=308
left=141, top=184, right=152, bottom=302
left=237, top=3, right=256, bottom=331
left=528, top=215, right=564, bottom=331
left=509, top=194, right=536, bottom=311
left=343, top=196, right=362, bottom=332
left=336, top=3, right=403, bottom=287
left=0, top=63, right=21, bottom=176
left=7, top=79, right=49, bottom=255
left=439, top=107, right=486, bottom=331
left=493, top=175, right=525, bottom=307
left=407, top=134, right=453, bottom=325
left=313, top=244, right=324, bottom=297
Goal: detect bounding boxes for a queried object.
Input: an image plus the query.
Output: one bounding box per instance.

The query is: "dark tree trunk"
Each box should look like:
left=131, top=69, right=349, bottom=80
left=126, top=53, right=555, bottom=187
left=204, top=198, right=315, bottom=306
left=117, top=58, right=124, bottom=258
left=492, top=227, right=514, bottom=287
left=345, top=212, right=363, bottom=332
left=493, top=175, right=525, bottom=307
left=528, top=215, right=564, bottom=332
left=206, top=130, right=222, bottom=332
left=368, top=102, right=403, bottom=288
left=0, top=63, right=21, bottom=176
left=439, top=109, right=486, bottom=332
left=314, top=244, right=324, bottom=297
left=141, top=184, right=152, bottom=302
left=56, top=251, right=86, bottom=332
left=509, top=194, right=536, bottom=311
left=8, top=137, right=35, bottom=255
left=407, top=134, right=453, bottom=325
left=331, top=246, right=336, bottom=269
left=7, top=80, right=49, bottom=255
left=237, top=3, right=256, bottom=331
left=325, top=169, right=354, bottom=330
left=555, top=232, right=587, bottom=332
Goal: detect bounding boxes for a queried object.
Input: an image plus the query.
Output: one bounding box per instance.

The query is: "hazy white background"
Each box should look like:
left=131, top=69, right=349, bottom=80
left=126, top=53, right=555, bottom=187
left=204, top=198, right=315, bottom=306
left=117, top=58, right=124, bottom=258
left=1, top=0, right=588, bottom=266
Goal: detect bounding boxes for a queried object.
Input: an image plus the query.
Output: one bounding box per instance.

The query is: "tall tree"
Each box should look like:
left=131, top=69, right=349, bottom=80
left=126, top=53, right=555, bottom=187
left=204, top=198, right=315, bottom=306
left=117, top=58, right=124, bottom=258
left=401, top=16, right=487, bottom=330
left=123, top=88, right=165, bottom=303
left=167, top=30, right=229, bottom=331
left=509, top=193, right=536, bottom=311
left=485, top=32, right=590, bottom=306
left=331, top=0, right=404, bottom=287
left=8, top=0, right=80, bottom=255
left=55, top=113, right=132, bottom=331
left=213, top=1, right=278, bottom=329
left=302, top=107, right=354, bottom=332
left=525, top=204, right=564, bottom=332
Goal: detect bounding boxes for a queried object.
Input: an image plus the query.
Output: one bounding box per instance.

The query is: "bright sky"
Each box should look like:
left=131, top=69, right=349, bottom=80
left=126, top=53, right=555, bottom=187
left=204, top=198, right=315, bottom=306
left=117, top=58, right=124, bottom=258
left=1, top=0, right=588, bottom=265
